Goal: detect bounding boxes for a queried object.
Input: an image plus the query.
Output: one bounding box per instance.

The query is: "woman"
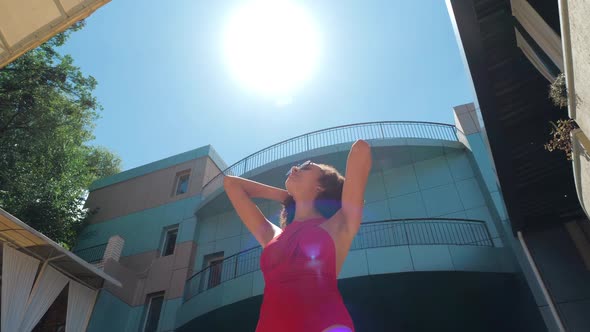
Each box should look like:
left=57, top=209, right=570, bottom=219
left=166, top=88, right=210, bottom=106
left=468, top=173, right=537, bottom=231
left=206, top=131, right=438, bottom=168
left=223, top=139, right=372, bottom=332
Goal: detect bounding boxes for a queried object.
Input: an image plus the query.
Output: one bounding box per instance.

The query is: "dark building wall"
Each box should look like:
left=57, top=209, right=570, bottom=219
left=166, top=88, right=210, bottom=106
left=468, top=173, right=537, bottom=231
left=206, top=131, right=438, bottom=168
left=177, top=272, right=546, bottom=332
left=524, top=223, right=590, bottom=331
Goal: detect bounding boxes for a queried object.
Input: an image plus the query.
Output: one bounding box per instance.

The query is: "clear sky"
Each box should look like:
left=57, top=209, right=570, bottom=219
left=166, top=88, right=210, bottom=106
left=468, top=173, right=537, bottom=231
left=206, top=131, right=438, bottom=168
left=59, top=0, right=474, bottom=171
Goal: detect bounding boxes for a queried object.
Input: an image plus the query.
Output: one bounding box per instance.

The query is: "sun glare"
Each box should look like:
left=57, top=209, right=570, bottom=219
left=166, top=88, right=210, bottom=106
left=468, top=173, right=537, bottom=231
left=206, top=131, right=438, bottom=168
left=222, top=0, right=321, bottom=102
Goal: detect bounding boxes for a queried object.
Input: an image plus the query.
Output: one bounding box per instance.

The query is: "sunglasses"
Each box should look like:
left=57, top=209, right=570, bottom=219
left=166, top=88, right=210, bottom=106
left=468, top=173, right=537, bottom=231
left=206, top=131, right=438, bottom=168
left=286, top=160, right=313, bottom=176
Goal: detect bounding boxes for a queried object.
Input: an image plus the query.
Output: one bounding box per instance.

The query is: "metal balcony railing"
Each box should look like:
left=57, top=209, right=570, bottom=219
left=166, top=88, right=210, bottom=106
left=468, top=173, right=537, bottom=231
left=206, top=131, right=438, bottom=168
left=184, top=217, right=492, bottom=301
left=73, top=243, right=107, bottom=264
left=201, top=121, right=458, bottom=198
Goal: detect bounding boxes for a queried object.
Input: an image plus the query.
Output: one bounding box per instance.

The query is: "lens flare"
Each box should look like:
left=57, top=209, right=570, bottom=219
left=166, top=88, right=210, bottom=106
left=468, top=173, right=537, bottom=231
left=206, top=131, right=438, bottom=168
left=222, top=0, right=322, bottom=102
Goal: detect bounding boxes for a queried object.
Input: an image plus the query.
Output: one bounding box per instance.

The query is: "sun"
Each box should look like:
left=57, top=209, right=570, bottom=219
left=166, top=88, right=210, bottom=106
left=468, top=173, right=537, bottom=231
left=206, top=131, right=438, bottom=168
left=222, top=0, right=321, bottom=102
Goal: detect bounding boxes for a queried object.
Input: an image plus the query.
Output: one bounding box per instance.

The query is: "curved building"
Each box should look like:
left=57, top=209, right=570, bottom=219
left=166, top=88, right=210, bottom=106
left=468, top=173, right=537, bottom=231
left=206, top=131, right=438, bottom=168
left=75, top=104, right=547, bottom=331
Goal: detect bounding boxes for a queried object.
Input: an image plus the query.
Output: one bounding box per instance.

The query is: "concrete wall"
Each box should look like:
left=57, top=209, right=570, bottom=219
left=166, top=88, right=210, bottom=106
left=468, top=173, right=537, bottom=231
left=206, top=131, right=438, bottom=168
left=87, top=289, right=183, bottom=332
left=87, top=290, right=142, bottom=332
left=176, top=243, right=516, bottom=328
left=202, top=157, right=223, bottom=188
left=78, top=152, right=225, bottom=332
left=85, top=157, right=209, bottom=224
left=177, top=272, right=546, bottom=332
left=179, top=138, right=518, bottom=326
left=76, top=195, right=200, bottom=257
left=514, top=224, right=590, bottom=332
left=193, top=141, right=507, bottom=268
left=81, top=117, right=529, bottom=331
left=452, top=102, right=590, bottom=332
left=77, top=192, right=201, bottom=332
left=100, top=240, right=195, bottom=304
left=567, top=0, right=590, bottom=138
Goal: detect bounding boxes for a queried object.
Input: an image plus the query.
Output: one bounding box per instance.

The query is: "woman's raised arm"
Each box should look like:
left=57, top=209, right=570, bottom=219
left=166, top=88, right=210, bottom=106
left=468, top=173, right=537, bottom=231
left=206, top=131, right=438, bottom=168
left=224, top=176, right=289, bottom=247
left=340, top=140, right=372, bottom=232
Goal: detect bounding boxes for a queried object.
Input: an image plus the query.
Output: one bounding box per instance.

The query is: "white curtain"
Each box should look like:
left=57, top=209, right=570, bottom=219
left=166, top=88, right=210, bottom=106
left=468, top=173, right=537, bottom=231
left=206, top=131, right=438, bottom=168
left=66, top=281, right=98, bottom=332
left=1, top=243, right=40, bottom=332
left=19, top=265, right=69, bottom=332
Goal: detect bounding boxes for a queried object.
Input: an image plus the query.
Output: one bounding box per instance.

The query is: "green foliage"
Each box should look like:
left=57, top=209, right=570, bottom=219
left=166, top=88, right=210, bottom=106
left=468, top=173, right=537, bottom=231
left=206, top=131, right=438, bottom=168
left=0, top=21, right=121, bottom=247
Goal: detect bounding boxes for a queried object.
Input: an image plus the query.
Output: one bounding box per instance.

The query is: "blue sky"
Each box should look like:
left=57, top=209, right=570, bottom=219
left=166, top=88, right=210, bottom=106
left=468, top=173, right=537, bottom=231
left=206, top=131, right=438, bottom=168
left=59, top=0, right=473, bottom=171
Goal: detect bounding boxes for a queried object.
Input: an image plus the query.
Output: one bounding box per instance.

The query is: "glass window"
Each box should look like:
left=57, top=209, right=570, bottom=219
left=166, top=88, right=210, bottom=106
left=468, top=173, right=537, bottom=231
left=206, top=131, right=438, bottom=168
left=143, top=293, right=164, bottom=332
left=175, top=173, right=190, bottom=195
left=161, top=227, right=178, bottom=256
left=208, top=259, right=223, bottom=289
left=198, top=252, right=224, bottom=292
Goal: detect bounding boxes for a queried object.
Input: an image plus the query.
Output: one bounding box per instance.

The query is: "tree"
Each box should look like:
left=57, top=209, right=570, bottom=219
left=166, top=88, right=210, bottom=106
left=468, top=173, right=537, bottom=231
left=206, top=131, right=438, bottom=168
left=0, top=21, right=121, bottom=248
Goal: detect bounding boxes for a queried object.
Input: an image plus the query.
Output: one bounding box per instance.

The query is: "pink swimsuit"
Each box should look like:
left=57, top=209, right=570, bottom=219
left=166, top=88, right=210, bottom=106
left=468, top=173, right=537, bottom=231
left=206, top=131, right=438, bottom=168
left=257, top=217, right=355, bottom=332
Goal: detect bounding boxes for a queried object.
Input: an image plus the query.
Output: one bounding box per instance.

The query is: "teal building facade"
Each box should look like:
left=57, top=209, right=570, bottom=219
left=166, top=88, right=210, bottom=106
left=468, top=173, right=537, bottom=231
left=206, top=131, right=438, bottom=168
left=75, top=104, right=548, bottom=331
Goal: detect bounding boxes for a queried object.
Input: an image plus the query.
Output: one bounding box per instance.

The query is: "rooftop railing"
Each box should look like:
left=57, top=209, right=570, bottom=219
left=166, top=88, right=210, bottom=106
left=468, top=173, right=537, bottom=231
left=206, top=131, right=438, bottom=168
left=184, top=217, right=492, bottom=301
left=73, top=243, right=107, bottom=265
left=201, top=121, right=458, bottom=199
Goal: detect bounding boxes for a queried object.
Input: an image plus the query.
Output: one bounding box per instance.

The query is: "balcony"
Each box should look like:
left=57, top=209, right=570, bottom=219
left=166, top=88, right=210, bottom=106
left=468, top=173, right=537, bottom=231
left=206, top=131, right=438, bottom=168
left=200, top=121, right=459, bottom=201
left=184, top=217, right=493, bottom=301
left=73, top=242, right=108, bottom=267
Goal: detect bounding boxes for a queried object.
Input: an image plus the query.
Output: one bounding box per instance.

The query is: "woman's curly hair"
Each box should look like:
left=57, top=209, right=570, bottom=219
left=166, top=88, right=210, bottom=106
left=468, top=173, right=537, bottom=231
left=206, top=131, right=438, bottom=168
left=279, top=164, right=345, bottom=229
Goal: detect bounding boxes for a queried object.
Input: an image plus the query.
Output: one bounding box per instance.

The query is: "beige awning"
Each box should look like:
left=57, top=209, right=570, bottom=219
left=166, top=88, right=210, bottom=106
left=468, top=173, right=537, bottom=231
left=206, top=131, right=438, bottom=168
left=0, top=208, right=121, bottom=289
left=0, top=0, right=111, bottom=68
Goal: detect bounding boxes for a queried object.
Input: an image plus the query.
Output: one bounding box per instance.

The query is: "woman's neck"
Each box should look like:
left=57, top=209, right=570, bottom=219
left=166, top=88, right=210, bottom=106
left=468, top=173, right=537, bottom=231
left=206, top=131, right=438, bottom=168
left=292, top=200, right=323, bottom=222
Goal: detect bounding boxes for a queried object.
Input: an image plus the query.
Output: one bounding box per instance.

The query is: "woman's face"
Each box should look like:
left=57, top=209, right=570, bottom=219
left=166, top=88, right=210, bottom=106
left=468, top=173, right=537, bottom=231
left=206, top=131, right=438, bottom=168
left=285, top=161, right=323, bottom=199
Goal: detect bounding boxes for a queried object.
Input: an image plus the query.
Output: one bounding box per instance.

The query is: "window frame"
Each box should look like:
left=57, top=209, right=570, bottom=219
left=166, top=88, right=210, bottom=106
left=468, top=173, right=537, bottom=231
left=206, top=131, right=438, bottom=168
left=198, top=252, right=224, bottom=292
left=207, top=258, right=224, bottom=289
left=160, top=225, right=179, bottom=257
left=141, top=291, right=165, bottom=332
left=172, top=170, right=191, bottom=196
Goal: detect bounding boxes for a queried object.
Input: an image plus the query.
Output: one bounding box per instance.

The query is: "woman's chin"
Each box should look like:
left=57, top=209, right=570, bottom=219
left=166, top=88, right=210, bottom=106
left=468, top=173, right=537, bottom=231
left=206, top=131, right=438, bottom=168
left=285, top=178, right=298, bottom=195
left=285, top=176, right=294, bottom=186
